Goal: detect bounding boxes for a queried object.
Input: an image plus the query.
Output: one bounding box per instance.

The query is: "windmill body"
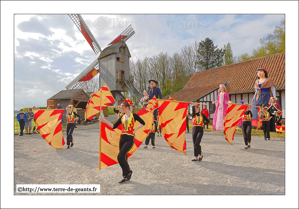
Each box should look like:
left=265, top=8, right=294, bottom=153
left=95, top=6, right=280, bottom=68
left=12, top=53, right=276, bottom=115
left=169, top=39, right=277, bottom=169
left=66, top=14, right=142, bottom=102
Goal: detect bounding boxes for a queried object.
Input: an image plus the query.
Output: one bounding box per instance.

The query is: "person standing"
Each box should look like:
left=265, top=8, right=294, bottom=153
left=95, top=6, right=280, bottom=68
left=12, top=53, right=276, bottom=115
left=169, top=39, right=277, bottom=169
left=139, top=90, right=149, bottom=109
left=242, top=105, right=253, bottom=149
left=65, top=105, right=80, bottom=149
left=201, top=105, right=210, bottom=129
left=259, top=107, right=272, bottom=141
left=251, top=68, right=276, bottom=120
left=190, top=102, right=210, bottom=161
left=25, top=108, right=34, bottom=134
left=212, top=84, right=231, bottom=131
left=148, top=79, right=162, bottom=133
left=144, top=118, right=156, bottom=149
left=16, top=109, right=27, bottom=136
left=99, top=99, right=145, bottom=183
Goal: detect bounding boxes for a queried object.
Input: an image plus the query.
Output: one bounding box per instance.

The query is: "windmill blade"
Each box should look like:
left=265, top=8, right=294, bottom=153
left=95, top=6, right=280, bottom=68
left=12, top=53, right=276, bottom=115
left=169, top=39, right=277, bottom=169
left=65, top=59, right=99, bottom=90
left=108, top=24, right=135, bottom=45
left=69, top=14, right=102, bottom=54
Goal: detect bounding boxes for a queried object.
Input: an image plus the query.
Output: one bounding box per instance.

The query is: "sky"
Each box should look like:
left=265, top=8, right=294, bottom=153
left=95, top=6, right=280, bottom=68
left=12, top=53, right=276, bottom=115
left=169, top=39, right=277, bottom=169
left=14, top=14, right=284, bottom=110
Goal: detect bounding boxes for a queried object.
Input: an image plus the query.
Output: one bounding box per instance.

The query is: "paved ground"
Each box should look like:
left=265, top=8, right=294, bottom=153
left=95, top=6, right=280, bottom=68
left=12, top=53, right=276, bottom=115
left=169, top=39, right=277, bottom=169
left=14, top=115, right=285, bottom=195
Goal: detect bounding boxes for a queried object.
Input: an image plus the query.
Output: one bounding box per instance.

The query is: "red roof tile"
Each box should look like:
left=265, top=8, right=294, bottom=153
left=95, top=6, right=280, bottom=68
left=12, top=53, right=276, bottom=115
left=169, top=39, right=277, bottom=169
left=167, top=53, right=285, bottom=101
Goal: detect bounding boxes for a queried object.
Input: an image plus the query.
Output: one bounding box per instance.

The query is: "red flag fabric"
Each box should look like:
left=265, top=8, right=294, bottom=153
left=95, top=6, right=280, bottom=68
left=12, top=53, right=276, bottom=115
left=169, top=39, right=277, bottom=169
left=275, top=125, right=285, bottom=133
left=158, top=98, right=188, bottom=155
left=85, top=84, right=115, bottom=120
left=223, top=103, right=248, bottom=145
left=33, top=109, right=65, bottom=149
left=99, top=97, right=157, bottom=171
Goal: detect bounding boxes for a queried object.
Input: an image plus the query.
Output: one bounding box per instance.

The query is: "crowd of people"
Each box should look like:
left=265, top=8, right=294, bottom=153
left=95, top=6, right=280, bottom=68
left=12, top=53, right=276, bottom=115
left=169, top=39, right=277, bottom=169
left=16, top=68, right=284, bottom=184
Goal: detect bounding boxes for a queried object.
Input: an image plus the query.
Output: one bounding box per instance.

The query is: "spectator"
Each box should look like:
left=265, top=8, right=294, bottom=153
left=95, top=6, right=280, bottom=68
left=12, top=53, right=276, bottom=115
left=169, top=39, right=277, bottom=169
left=201, top=105, right=210, bottom=129
left=16, top=109, right=27, bottom=136
left=25, top=108, right=35, bottom=134
left=56, top=103, right=64, bottom=124
left=32, top=106, right=39, bottom=134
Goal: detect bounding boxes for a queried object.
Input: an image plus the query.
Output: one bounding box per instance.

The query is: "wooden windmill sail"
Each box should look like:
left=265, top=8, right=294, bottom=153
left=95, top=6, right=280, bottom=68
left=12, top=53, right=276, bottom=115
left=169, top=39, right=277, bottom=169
left=66, top=14, right=142, bottom=101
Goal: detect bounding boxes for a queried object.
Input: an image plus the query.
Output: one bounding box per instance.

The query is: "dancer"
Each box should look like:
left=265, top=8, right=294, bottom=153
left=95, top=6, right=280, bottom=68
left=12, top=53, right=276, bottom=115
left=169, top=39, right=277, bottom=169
left=144, top=118, right=156, bottom=149
left=252, top=68, right=276, bottom=120
left=139, top=90, right=149, bottom=109
left=190, top=102, right=210, bottom=161
left=268, top=97, right=281, bottom=132
left=65, top=105, right=80, bottom=149
left=259, top=107, right=272, bottom=141
left=242, top=105, right=253, bottom=149
left=212, top=84, right=231, bottom=131
left=99, top=99, right=145, bottom=183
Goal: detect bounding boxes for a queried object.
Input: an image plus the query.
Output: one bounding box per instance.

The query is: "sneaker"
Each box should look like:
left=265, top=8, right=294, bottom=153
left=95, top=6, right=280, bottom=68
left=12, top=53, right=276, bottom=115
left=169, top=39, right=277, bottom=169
left=152, top=146, right=155, bottom=149
left=268, top=138, right=270, bottom=141
left=119, top=178, right=127, bottom=183
left=245, top=146, right=248, bottom=149
left=264, top=138, right=267, bottom=141
left=144, top=146, right=148, bottom=148
left=248, top=145, right=251, bottom=148
left=191, top=159, right=198, bottom=161
left=71, top=142, right=74, bottom=147
left=67, top=146, right=70, bottom=149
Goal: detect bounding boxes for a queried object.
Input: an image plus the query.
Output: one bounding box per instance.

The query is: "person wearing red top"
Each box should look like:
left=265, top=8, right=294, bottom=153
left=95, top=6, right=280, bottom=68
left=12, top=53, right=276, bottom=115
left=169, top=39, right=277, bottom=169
left=190, top=102, right=210, bottom=162
left=99, top=99, right=145, bottom=183
left=201, top=105, right=210, bottom=129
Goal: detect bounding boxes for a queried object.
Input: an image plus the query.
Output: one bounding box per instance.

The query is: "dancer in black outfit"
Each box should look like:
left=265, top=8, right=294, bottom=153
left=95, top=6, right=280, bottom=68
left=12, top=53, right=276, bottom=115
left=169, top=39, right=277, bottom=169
left=259, top=107, right=272, bottom=140
left=190, top=102, right=210, bottom=161
left=65, top=105, right=80, bottom=149
left=144, top=119, right=156, bottom=148
left=242, top=105, right=253, bottom=149
left=99, top=99, right=145, bottom=183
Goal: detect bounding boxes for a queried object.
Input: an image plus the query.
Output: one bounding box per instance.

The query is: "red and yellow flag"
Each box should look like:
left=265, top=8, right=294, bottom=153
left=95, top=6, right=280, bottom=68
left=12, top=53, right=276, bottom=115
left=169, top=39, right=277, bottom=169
left=276, top=125, right=285, bottom=133
left=34, top=109, right=65, bottom=149
left=158, top=98, right=188, bottom=155
left=99, top=98, right=157, bottom=171
left=85, top=84, right=115, bottom=120
left=223, top=103, right=248, bottom=145
left=145, top=96, right=158, bottom=112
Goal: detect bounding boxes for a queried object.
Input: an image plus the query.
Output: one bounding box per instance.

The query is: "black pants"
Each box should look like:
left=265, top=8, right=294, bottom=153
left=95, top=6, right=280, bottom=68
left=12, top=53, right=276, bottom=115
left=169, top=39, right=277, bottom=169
left=186, top=119, right=189, bottom=133
left=153, top=109, right=158, bottom=132
left=262, top=121, right=270, bottom=139
left=19, top=119, right=25, bottom=135
left=192, top=126, right=204, bottom=157
left=118, top=134, right=134, bottom=178
left=145, top=132, right=155, bottom=146
left=204, top=122, right=209, bottom=129
left=242, top=121, right=252, bottom=145
left=66, top=123, right=75, bottom=145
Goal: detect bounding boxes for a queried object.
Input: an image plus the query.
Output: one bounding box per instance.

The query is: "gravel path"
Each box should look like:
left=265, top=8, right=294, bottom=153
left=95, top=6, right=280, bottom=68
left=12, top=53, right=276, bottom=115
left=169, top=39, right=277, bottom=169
left=14, top=116, right=285, bottom=195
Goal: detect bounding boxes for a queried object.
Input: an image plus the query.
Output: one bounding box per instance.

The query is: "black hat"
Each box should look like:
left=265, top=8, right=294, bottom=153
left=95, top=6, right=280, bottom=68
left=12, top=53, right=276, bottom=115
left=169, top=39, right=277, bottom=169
left=148, top=79, right=158, bottom=84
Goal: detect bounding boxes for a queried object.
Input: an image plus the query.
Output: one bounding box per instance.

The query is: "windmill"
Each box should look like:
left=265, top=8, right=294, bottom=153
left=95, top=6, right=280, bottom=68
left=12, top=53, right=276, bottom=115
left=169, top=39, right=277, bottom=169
left=65, top=14, right=142, bottom=102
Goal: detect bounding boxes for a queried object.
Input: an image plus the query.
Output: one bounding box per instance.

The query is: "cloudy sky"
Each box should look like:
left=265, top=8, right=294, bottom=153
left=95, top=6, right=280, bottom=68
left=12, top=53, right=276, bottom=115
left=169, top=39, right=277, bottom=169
left=14, top=14, right=284, bottom=110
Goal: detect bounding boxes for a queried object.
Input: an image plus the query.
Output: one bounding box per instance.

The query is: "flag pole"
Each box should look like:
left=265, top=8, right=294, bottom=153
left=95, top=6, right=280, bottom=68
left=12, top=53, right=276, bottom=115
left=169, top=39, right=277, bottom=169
left=99, top=88, right=103, bottom=172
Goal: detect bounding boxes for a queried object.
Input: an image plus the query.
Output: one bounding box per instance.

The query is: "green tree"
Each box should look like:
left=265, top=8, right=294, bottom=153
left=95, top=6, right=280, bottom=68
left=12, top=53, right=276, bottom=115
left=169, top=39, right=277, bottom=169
left=238, top=17, right=285, bottom=62
left=215, top=48, right=225, bottom=67
left=196, top=38, right=224, bottom=70
left=224, top=43, right=234, bottom=65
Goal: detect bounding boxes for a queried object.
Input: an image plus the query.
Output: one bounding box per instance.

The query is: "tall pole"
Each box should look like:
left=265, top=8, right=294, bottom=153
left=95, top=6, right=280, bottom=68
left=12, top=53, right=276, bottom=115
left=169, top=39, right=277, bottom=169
left=98, top=88, right=102, bottom=172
